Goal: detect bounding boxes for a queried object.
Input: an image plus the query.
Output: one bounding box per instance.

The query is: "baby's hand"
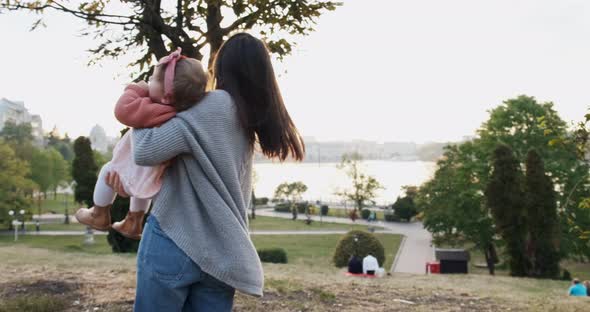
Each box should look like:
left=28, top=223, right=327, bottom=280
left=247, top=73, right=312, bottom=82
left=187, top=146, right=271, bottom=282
left=135, top=80, right=149, bottom=90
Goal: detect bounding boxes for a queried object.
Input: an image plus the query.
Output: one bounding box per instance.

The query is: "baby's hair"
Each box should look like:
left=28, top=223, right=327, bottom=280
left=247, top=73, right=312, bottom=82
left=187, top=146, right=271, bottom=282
left=156, top=58, right=208, bottom=111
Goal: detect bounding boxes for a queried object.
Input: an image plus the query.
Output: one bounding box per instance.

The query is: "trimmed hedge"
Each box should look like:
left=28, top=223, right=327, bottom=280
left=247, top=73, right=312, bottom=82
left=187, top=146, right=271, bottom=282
left=361, top=209, right=371, bottom=220
left=274, top=203, right=291, bottom=213
left=320, top=205, right=329, bottom=216
left=332, top=230, right=385, bottom=268
left=384, top=209, right=399, bottom=222
left=254, top=197, right=269, bottom=205
left=257, top=248, right=288, bottom=264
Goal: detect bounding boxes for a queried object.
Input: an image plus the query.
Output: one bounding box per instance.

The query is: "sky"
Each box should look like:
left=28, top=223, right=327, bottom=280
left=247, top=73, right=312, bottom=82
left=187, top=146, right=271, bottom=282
left=1, top=0, right=589, bottom=143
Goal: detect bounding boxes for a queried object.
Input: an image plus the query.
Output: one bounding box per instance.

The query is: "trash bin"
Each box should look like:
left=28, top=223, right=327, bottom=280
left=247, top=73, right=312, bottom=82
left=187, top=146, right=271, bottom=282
left=435, top=248, right=470, bottom=274
left=426, top=261, right=440, bottom=274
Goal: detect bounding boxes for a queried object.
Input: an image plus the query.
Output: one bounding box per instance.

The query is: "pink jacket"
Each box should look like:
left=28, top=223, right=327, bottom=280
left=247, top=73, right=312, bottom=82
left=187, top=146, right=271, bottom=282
left=114, top=84, right=176, bottom=128
left=109, top=84, right=176, bottom=199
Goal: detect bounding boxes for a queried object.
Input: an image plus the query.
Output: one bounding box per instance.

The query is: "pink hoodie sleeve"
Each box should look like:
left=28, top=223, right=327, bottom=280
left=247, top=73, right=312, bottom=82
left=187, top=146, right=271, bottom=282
left=114, top=84, right=177, bottom=128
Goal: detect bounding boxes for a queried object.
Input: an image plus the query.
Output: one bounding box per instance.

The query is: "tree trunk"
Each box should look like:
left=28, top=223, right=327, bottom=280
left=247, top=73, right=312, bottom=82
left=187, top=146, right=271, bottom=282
left=37, top=195, right=42, bottom=217
left=206, top=1, right=224, bottom=71
left=484, top=244, right=496, bottom=275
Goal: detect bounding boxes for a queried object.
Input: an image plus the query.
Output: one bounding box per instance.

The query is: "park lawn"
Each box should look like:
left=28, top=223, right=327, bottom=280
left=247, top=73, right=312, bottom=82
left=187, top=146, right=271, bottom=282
left=28, top=193, right=75, bottom=215
left=252, top=233, right=401, bottom=270
left=0, top=235, right=113, bottom=254
left=248, top=215, right=382, bottom=231
left=0, top=232, right=401, bottom=270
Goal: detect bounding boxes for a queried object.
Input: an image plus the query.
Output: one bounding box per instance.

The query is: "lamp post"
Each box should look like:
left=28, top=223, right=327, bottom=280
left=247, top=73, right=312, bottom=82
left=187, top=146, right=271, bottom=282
left=8, top=210, right=16, bottom=241
left=19, top=209, right=25, bottom=232
left=64, top=191, right=70, bottom=224
left=8, top=210, right=24, bottom=241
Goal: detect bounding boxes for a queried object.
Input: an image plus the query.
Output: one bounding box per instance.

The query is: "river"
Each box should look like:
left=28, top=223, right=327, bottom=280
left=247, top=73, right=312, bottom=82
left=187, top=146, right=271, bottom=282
left=253, top=160, right=436, bottom=206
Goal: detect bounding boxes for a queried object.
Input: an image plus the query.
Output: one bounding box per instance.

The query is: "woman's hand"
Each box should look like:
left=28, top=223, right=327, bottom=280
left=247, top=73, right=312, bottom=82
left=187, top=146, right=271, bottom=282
left=105, top=171, right=130, bottom=198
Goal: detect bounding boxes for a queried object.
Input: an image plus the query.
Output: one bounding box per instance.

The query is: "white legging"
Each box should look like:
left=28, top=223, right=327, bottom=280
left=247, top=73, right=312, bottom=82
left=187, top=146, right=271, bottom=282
left=94, top=162, right=151, bottom=212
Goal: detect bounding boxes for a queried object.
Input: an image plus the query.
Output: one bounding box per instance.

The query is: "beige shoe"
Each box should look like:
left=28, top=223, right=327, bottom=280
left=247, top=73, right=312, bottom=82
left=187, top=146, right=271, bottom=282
left=112, top=211, right=145, bottom=240
left=74, top=205, right=112, bottom=231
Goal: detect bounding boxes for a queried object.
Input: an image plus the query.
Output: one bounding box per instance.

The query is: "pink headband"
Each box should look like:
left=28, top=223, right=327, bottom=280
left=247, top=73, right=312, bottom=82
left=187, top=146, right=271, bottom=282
left=157, top=47, right=185, bottom=101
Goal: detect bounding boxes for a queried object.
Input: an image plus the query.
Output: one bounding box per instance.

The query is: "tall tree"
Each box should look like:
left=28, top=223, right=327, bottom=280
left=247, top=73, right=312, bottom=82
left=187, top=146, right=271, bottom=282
left=1, top=0, right=341, bottom=77
left=546, top=111, right=590, bottom=260
left=72, top=137, right=98, bottom=207
left=486, top=144, right=528, bottom=277
left=420, top=95, right=590, bottom=265
left=525, top=149, right=560, bottom=278
left=336, top=152, right=384, bottom=212
left=30, top=148, right=53, bottom=200
left=274, top=181, right=307, bottom=220
left=48, top=148, right=69, bottom=199
left=392, top=187, right=417, bottom=221
left=0, top=121, right=35, bottom=161
left=46, top=127, right=75, bottom=162
left=418, top=142, right=497, bottom=275
left=0, top=141, right=34, bottom=227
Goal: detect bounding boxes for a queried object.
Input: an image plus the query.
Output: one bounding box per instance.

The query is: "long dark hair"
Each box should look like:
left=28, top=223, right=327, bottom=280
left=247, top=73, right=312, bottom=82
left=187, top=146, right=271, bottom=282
left=212, top=33, right=305, bottom=162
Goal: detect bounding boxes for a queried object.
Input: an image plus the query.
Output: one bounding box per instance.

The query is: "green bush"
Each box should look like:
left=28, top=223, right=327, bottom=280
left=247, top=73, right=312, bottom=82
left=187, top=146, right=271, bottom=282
left=320, top=205, right=329, bottom=216
left=392, top=196, right=417, bottom=221
left=296, top=202, right=309, bottom=213
left=332, top=230, right=385, bottom=267
left=384, top=209, right=399, bottom=222
left=257, top=248, right=288, bottom=263
left=562, top=269, right=572, bottom=281
left=361, top=209, right=371, bottom=220
left=274, top=203, right=291, bottom=213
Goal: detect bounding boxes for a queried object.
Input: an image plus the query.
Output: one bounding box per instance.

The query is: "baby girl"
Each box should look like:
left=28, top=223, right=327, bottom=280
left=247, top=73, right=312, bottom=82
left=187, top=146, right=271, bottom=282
left=75, top=48, right=208, bottom=239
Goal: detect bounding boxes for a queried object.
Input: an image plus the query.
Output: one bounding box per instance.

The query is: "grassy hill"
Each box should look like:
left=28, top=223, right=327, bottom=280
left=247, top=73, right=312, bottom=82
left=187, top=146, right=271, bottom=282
left=1, top=243, right=588, bottom=312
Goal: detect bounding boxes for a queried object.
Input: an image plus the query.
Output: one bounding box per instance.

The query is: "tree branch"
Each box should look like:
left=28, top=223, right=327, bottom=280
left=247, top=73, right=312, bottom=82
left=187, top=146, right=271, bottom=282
left=2, top=2, right=140, bottom=26
left=221, top=7, right=262, bottom=35
left=176, top=0, right=183, bottom=32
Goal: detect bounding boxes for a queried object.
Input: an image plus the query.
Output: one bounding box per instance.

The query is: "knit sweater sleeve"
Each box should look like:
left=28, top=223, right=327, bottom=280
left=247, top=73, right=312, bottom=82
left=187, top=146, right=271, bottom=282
left=114, top=84, right=176, bottom=128
left=132, top=117, right=191, bottom=166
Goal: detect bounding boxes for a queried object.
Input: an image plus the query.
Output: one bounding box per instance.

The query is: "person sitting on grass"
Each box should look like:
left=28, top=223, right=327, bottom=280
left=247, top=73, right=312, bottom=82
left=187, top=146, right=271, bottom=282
left=568, top=278, right=587, bottom=296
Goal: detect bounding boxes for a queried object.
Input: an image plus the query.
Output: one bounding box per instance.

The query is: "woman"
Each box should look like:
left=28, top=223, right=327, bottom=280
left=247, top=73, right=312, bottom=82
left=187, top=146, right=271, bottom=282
left=107, top=33, right=304, bottom=311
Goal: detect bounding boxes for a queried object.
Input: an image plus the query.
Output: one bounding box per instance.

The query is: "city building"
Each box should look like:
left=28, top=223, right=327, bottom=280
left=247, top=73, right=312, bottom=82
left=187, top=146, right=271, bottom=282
left=0, top=97, right=44, bottom=144
left=89, top=124, right=112, bottom=153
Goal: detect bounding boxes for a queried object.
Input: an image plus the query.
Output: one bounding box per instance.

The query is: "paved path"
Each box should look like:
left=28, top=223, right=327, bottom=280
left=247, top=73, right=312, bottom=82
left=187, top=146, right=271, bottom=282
left=255, top=209, right=434, bottom=274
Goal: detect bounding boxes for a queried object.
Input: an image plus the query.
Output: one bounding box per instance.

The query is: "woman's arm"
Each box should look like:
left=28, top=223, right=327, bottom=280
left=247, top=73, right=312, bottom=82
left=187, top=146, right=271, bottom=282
left=133, top=117, right=192, bottom=166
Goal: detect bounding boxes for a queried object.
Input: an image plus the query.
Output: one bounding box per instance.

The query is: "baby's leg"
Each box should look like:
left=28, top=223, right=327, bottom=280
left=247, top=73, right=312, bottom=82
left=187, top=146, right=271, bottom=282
left=130, top=197, right=151, bottom=212
left=75, top=162, right=116, bottom=231
left=93, top=162, right=117, bottom=207
left=112, top=197, right=151, bottom=240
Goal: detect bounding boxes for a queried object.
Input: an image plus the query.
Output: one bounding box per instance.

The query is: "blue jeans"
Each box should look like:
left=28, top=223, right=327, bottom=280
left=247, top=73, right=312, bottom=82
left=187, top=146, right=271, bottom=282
left=134, top=216, right=235, bottom=312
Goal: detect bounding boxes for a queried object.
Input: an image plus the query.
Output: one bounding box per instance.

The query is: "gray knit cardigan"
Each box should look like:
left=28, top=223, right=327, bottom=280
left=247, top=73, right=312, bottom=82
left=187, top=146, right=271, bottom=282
left=133, top=90, right=263, bottom=296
